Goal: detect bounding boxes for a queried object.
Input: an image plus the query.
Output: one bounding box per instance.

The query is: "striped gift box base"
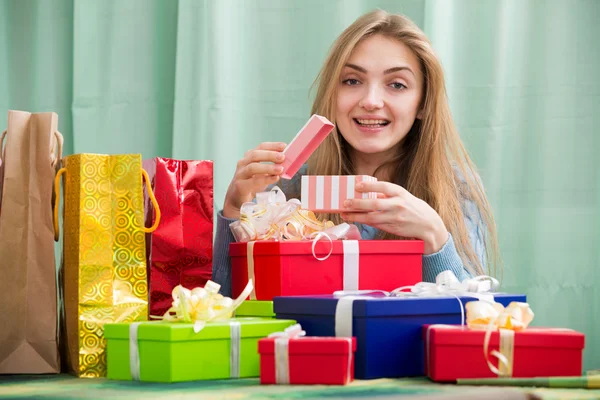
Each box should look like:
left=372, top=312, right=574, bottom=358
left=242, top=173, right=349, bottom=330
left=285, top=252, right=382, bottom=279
left=301, top=175, right=377, bottom=212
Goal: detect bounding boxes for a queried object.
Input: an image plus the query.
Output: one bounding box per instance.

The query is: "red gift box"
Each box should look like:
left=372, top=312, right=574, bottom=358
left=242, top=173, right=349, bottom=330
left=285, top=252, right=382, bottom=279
left=229, top=239, right=423, bottom=300
left=144, top=157, right=214, bottom=317
left=259, top=336, right=356, bottom=385
left=424, top=325, right=585, bottom=382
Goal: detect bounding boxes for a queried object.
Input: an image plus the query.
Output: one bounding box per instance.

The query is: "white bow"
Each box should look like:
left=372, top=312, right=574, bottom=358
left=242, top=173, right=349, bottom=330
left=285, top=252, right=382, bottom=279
left=268, top=323, right=307, bottom=339
left=393, top=270, right=498, bottom=300
left=334, top=271, right=500, bottom=326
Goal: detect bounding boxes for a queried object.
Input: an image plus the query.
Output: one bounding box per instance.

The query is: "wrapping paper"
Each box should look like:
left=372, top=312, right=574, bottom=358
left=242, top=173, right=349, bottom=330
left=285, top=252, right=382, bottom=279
left=143, top=157, right=213, bottom=317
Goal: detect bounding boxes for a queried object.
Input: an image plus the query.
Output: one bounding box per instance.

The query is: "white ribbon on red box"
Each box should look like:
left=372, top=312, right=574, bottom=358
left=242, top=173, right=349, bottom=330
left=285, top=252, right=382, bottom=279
left=268, top=323, right=354, bottom=385
left=246, top=238, right=360, bottom=300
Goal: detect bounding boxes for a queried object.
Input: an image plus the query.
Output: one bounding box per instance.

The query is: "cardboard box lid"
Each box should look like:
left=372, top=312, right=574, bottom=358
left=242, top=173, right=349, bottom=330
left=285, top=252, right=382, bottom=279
left=229, top=239, right=424, bottom=256
left=258, top=336, right=357, bottom=355
left=104, top=318, right=296, bottom=342
left=424, top=325, right=585, bottom=349
left=280, top=114, right=335, bottom=179
left=273, top=294, right=527, bottom=318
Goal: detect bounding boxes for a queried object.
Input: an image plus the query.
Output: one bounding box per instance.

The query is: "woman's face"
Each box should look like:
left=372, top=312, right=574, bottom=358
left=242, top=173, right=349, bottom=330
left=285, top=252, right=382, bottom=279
left=336, top=34, right=424, bottom=162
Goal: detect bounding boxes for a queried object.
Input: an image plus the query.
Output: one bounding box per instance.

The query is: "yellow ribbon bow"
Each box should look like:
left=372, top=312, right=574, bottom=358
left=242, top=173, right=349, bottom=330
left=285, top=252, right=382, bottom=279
left=160, top=280, right=254, bottom=333
left=229, top=186, right=334, bottom=242
left=466, top=301, right=535, bottom=377
left=466, top=301, right=534, bottom=331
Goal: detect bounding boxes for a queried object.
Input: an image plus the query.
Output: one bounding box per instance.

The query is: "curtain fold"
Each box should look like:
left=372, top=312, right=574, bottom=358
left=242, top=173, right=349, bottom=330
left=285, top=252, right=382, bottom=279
left=0, top=0, right=598, bottom=371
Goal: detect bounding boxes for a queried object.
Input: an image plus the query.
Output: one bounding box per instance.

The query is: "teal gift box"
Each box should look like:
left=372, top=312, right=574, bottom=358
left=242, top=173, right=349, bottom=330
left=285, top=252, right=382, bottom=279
left=104, top=318, right=296, bottom=382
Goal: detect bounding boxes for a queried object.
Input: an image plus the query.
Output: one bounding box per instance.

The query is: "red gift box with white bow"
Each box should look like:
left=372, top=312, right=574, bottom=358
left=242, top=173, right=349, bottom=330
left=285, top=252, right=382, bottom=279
left=230, top=239, right=423, bottom=300
left=423, top=301, right=585, bottom=382
left=228, top=186, right=423, bottom=300
left=258, top=324, right=356, bottom=385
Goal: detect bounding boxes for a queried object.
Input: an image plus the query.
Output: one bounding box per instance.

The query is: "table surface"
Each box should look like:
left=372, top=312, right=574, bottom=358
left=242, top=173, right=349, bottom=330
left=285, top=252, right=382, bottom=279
left=1, top=375, right=599, bottom=400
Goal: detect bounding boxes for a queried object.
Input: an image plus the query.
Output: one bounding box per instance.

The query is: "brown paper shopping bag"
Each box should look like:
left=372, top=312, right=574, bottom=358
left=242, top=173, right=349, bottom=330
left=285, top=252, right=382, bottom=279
left=0, top=110, right=63, bottom=374
left=54, top=153, right=160, bottom=378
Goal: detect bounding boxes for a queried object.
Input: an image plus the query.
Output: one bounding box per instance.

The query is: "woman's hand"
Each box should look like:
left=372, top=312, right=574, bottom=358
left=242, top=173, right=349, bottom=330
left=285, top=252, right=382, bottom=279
left=340, top=180, right=449, bottom=254
left=223, top=142, right=286, bottom=219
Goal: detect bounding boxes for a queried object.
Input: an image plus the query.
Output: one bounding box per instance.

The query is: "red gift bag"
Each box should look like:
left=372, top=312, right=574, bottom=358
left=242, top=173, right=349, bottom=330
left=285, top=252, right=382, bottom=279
left=143, top=157, right=213, bottom=317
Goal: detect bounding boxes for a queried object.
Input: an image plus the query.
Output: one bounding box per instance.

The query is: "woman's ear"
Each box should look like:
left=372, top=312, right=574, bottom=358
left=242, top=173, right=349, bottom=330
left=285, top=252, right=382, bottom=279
left=416, top=108, right=424, bottom=120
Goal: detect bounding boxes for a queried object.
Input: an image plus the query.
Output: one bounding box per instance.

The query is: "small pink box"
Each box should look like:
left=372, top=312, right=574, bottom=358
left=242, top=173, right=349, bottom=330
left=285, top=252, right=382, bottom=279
left=301, top=175, right=377, bottom=212
left=281, top=115, right=335, bottom=179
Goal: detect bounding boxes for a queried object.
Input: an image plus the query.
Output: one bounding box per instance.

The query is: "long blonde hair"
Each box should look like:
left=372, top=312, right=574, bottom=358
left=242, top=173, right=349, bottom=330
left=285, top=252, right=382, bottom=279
left=307, top=10, right=500, bottom=277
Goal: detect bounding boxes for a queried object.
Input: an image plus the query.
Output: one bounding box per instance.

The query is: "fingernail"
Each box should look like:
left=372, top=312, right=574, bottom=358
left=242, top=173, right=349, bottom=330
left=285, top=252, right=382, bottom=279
left=355, top=183, right=363, bottom=190
left=276, top=153, right=284, bottom=161
left=275, top=166, right=283, bottom=173
left=344, top=200, right=352, bottom=208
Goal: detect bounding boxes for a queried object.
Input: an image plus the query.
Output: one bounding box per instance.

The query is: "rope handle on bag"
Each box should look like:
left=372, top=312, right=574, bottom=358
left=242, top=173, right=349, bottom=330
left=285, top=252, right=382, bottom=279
left=51, top=131, right=64, bottom=169
left=53, top=167, right=66, bottom=241
left=142, top=168, right=161, bottom=233
left=0, top=130, right=63, bottom=166
left=0, top=130, right=6, bottom=164
left=53, top=167, right=161, bottom=241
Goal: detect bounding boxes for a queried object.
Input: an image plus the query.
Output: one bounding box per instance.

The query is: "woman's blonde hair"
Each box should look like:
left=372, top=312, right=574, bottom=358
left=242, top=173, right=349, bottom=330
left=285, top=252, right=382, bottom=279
left=307, top=9, right=500, bottom=277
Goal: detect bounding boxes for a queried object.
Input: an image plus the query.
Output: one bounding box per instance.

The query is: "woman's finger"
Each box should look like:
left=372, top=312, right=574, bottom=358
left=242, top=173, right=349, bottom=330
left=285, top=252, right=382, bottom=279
left=344, top=196, right=400, bottom=212
left=257, top=142, right=287, bottom=151
left=243, top=149, right=285, bottom=165
left=356, top=180, right=408, bottom=198
left=341, top=210, right=392, bottom=225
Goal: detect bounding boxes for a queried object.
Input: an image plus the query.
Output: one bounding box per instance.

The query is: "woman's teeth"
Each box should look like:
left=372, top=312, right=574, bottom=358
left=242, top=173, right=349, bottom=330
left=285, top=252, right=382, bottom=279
left=355, top=119, right=390, bottom=127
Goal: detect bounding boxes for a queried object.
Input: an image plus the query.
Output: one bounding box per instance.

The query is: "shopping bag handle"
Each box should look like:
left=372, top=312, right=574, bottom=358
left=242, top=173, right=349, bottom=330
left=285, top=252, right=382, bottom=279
left=53, top=167, right=66, bottom=241
left=53, top=167, right=161, bottom=241
left=51, top=131, right=64, bottom=169
left=0, top=129, right=63, bottom=167
left=142, top=168, right=161, bottom=233
left=0, top=130, right=6, bottom=164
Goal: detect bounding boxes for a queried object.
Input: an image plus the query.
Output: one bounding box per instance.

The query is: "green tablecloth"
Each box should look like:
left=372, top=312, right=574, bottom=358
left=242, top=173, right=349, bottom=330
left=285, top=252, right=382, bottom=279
left=1, top=375, right=599, bottom=400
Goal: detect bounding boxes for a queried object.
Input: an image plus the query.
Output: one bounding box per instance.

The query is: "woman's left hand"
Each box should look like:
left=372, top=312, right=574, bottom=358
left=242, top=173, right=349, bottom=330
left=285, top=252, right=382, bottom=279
left=340, top=180, right=449, bottom=255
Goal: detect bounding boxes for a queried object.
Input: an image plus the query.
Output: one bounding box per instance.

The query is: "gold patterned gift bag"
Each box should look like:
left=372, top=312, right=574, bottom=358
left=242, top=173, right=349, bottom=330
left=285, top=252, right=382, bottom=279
left=54, top=153, right=161, bottom=378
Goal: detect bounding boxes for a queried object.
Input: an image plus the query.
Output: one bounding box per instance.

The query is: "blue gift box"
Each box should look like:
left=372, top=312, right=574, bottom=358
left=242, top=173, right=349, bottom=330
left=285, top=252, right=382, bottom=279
left=274, top=293, right=526, bottom=379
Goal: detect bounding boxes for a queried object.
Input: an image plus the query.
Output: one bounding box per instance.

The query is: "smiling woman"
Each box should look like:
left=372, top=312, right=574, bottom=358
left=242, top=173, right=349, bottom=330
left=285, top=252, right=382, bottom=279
left=335, top=35, right=424, bottom=174
left=213, top=9, right=500, bottom=296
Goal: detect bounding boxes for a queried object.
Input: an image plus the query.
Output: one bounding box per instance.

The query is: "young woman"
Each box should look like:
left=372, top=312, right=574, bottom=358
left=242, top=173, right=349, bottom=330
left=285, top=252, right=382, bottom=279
left=213, top=9, right=499, bottom=296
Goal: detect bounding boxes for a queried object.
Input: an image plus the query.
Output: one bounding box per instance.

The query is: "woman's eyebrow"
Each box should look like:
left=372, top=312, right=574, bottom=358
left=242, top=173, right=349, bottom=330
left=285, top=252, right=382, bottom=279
left=344, top=63, right=415, bottom=77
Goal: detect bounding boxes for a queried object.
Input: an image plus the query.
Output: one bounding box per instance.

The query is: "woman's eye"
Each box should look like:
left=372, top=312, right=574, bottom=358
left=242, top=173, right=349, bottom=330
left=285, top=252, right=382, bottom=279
left=342, top=79, right=361, bottom=86
left=390, top=82, right=407, bottom=90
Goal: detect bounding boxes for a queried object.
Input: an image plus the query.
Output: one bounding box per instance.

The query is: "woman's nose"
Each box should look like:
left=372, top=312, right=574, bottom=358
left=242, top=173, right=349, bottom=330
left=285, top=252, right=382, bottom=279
left=359, top=85, right=384, bottom=110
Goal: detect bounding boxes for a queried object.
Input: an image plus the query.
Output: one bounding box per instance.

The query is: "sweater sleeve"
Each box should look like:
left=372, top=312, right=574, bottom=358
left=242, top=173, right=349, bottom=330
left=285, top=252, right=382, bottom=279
left=212, top=210, right=237, bottom=297
left=422, top=172, right=488, bottom=282
left=211, top=167, right=306, bottom=297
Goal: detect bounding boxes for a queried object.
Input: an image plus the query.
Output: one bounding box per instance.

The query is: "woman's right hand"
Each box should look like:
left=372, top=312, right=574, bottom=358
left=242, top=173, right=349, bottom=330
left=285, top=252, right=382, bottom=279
left=222, top=141, right=287, bottom=219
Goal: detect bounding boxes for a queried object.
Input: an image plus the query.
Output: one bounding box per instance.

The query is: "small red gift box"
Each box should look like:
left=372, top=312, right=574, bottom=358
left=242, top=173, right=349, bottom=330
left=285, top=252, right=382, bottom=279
left=259, top=336, right=356, bottom=385
left=424, top=325, right=585, bottom=382
left=229, top=240, right=423, bottom=300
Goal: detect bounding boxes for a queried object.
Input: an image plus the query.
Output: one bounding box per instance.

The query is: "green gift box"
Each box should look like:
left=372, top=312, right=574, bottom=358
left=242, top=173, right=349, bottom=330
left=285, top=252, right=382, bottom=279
left=234, top=301, right=274, bottom=318
left=104, top=317, right=296, bottom=382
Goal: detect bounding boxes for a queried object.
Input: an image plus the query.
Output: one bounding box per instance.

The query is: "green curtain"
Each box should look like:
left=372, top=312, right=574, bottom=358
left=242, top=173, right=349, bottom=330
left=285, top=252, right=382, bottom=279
left=1, top=0, right=598, bottom=371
